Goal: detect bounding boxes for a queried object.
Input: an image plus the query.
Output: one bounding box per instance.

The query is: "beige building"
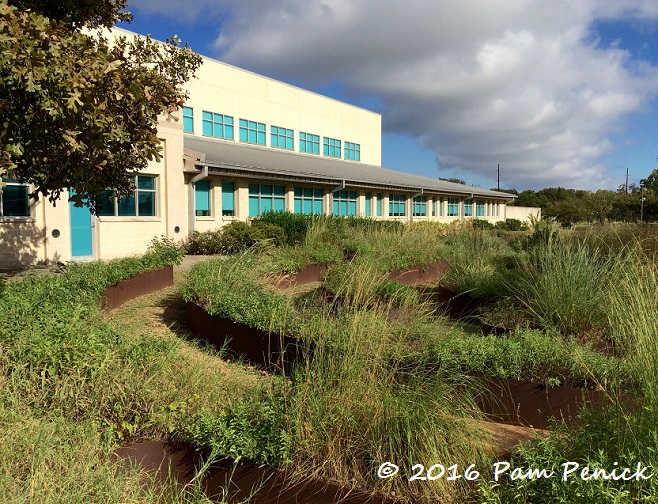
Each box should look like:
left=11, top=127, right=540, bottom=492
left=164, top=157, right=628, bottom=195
left=0, top=29, right=515, bottom=269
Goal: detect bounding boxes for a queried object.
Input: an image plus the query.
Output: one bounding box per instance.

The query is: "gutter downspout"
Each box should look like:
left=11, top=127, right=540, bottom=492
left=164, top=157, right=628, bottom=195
left=189, top=164, right=209, bottom=236
left=330, top=180, right=346, bottom=215
left=411, top=189, right=424, bottom=223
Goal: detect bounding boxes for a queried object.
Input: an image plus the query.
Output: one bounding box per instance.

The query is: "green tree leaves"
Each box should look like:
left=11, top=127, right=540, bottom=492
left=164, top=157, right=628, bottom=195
left=0, top=0, right=201, bottom=211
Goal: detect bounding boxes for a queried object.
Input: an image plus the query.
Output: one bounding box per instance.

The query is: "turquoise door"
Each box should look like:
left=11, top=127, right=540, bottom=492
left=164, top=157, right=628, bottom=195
left=70, top=197, right=93, bottom=257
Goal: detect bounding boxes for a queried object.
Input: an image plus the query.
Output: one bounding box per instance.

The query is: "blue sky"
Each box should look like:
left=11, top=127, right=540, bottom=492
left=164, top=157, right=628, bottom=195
left=121, top=1, right=658, bottom=192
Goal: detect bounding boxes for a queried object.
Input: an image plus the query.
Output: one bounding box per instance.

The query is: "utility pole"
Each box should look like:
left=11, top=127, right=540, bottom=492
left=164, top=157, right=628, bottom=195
left=640, top=185, right=645, bottom=224
left=626, top=168, right=629, bottom=194
left=497, top=164, right=500, bottom=191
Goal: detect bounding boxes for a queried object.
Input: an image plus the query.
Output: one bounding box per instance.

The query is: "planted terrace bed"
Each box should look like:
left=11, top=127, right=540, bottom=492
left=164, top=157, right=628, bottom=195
left=100, top=265, right=173, bottom=310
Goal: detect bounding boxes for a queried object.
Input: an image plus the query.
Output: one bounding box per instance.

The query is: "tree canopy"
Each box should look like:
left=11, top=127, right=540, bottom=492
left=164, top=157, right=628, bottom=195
left=0, top=0, right=201, bottom=210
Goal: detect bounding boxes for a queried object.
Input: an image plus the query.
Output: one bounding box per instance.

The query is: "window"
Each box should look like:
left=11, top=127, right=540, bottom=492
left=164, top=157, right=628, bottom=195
left=182, top=107, right=194, bottom=133
left=476, top=200, right=485, bottom=217
left=98, top=175, right=157, bottom=217
left=439, top=197, right=443, bottom=217
left=447, top=198, right=459, bottom=217
left=294, top=187, right=323, bottom=215
left=332, top=190, right=357, bottom=216
left=239, top=119, right=266, bottom=145
left=248, top=184, right=285, bottom=216
left=271, top=126, right=294, bottom=150
left=299, top=132, right=319, bottom=154
left=195, top=180, right=211, bottom=216
left=323, top=137, right=341, bottom=158
left=413, top=195, right=427, bottom=217
left=389, top=193, right=406, bottom=217
left=376, top=193, right=382, bottom=217
left=0, top=176, right=29, bottom=217
left=344, top=142, right=360, bottom=161
left=464, top=198, right=473, bottom=217
left=202, top=111, right=234, bottom=139
left=365, top=192, right=371, bottom=217
left=432, top=199, right=436, bottom=217
left=222, top=181, right=235, bottom=217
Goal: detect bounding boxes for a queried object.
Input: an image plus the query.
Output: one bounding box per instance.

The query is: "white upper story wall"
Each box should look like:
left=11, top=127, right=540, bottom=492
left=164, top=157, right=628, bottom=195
left=182, top=53, right=382, bottom=166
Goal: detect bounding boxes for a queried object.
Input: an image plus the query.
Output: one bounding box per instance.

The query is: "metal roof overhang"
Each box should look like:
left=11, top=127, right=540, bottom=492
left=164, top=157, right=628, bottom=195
left=183, top=136, right=516, bottom=200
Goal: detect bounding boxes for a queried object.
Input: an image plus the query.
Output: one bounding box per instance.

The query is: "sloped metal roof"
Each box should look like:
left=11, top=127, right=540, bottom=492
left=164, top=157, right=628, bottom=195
left=184, top=136, right=515, bottom=199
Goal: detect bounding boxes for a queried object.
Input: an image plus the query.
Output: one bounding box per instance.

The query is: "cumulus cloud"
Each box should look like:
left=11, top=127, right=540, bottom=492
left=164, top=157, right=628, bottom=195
left=136, top=0, right=658, bottom=189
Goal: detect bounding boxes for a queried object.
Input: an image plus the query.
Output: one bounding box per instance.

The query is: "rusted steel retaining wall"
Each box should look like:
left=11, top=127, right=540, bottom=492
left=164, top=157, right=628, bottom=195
left=186, top=301, right=308, bottom=371
left=100, top=266, right=174, bottom=310
left=387, top=260, right=450, bottom=286
left=274, top=262, right=328, bottom=288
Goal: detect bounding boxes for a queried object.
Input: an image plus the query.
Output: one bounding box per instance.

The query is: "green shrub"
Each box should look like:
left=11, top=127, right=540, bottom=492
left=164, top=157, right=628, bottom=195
left=186, top=230, right=225, bottom=255
left=472, top=219, right=494, bottom=230
left=505, top=218, right=528, bottom=231
left=494, top=220, right=509, bottom=230
left=255, top=211, right=312, bottom=245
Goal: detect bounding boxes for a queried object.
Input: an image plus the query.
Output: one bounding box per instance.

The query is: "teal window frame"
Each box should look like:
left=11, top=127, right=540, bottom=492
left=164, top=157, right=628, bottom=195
left=365, top=192, right=371, bottom=217
left=412, top=195, right=427, bottom=216
left=202, top=111, right=234, bottom=139
left=464, top=198, right=473, bottom=217
left=239, top=119, right=266, bottom=145
left=332, top=190, right=357, bottom=216
left=439, top=197, right=444, bottom=217
left=344, top=142, right=360, bottom=161
left=222, top=181, right=235, bottom=217
left=271, top=126, right=294, bottom=150
left=294, top=187, right=323, bottom=215
left=323, top=137, right=341, bottom=158
left=0, top=176, right=30, bottom=217
left=98, top=175, right=157, bottom=217
left=195, top=180, right=211, bottom=217
left=248, top=184, right=285, bottom=217
left=476, top=200, right=485, bottom=217
left=432, top=198, right=436, bottom=217
left=447, top=198, right=459, bottom=217
left=299, top=132, right=320, bottom=154
left=182, top=107, right=194, bottom=133
left=376, top=193, right=382, bottom=217
left=389, top=193, right=407, bottom=217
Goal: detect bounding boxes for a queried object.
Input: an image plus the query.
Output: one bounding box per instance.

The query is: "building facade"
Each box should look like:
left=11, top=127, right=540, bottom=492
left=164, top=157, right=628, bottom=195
left=0, top=29, right=515, bottom=269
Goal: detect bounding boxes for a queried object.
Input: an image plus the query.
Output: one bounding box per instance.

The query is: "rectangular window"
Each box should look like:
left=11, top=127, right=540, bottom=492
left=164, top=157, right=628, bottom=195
left=248, top=184, right=285, bottom=217
left=432, top=198, right=436, bottom=217
left=195, top=180, right=211, bottom=217
left=271, top=126, right=294, bottom=150
left=202, top=111, right=234, bottom=139
left=239, top=119, right=266, bottom=145
left=97, top=175, right=157, bottom=217
left=323, top=137, right=341, bottom=158
left=476, top=200, right=485, bottom=217
left=299, top=132, right=320, bottom=154
left=365, top=192, right=371, bottom=217
left=332, top=190, right=357, bottom=216
left=222, top=181, right=235, bottom=217
left=182, top=106, right=194, bottom=133
left=464, top=198, right=473, bottom=217
left=412, top=195, right=427, bottom=217
left=0, top=176, right=30, bottom=217
left=439, top=197, right=443, bottom=217
left=344, top=141, right=360, bottom=161
left=294, top=187, right=323, bottom=215
left=376, top=193, right=382, bottom=217
left=389, top=193, right=407, bottom=217
left=447, top=198, right=459, bottom=217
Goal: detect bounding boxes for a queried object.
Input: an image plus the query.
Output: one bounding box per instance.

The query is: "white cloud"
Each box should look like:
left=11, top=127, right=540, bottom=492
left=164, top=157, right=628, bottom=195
left=137, top=0, right=658, bottom=189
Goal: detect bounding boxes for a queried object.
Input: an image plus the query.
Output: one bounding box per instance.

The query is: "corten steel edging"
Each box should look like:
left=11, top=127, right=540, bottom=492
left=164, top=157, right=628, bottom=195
left=114, top=440, right=399, bottom=504
left=186, top=301, right=308, bottom=372
left=387, top=260, right=450, bottom=286
left=274, top=262, right=328, bottom=288
left=100, top=266, right=174, bottom=311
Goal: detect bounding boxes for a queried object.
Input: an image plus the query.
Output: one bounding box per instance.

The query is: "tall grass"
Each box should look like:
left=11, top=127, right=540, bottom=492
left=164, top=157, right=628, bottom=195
left=510, top=240, right=613, bottom=337
left=608, top=246, right=658, bottom=402
left=290, top=309, right=488, bottom=503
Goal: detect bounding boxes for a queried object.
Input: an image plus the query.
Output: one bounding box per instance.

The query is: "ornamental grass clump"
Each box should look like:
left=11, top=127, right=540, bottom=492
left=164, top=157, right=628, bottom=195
left=289, top=306, right=489, bottom=504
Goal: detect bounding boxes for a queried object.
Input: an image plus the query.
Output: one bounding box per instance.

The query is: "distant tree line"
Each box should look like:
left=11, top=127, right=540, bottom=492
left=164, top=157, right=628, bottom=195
left=497, top=169, right=658, bottom=223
